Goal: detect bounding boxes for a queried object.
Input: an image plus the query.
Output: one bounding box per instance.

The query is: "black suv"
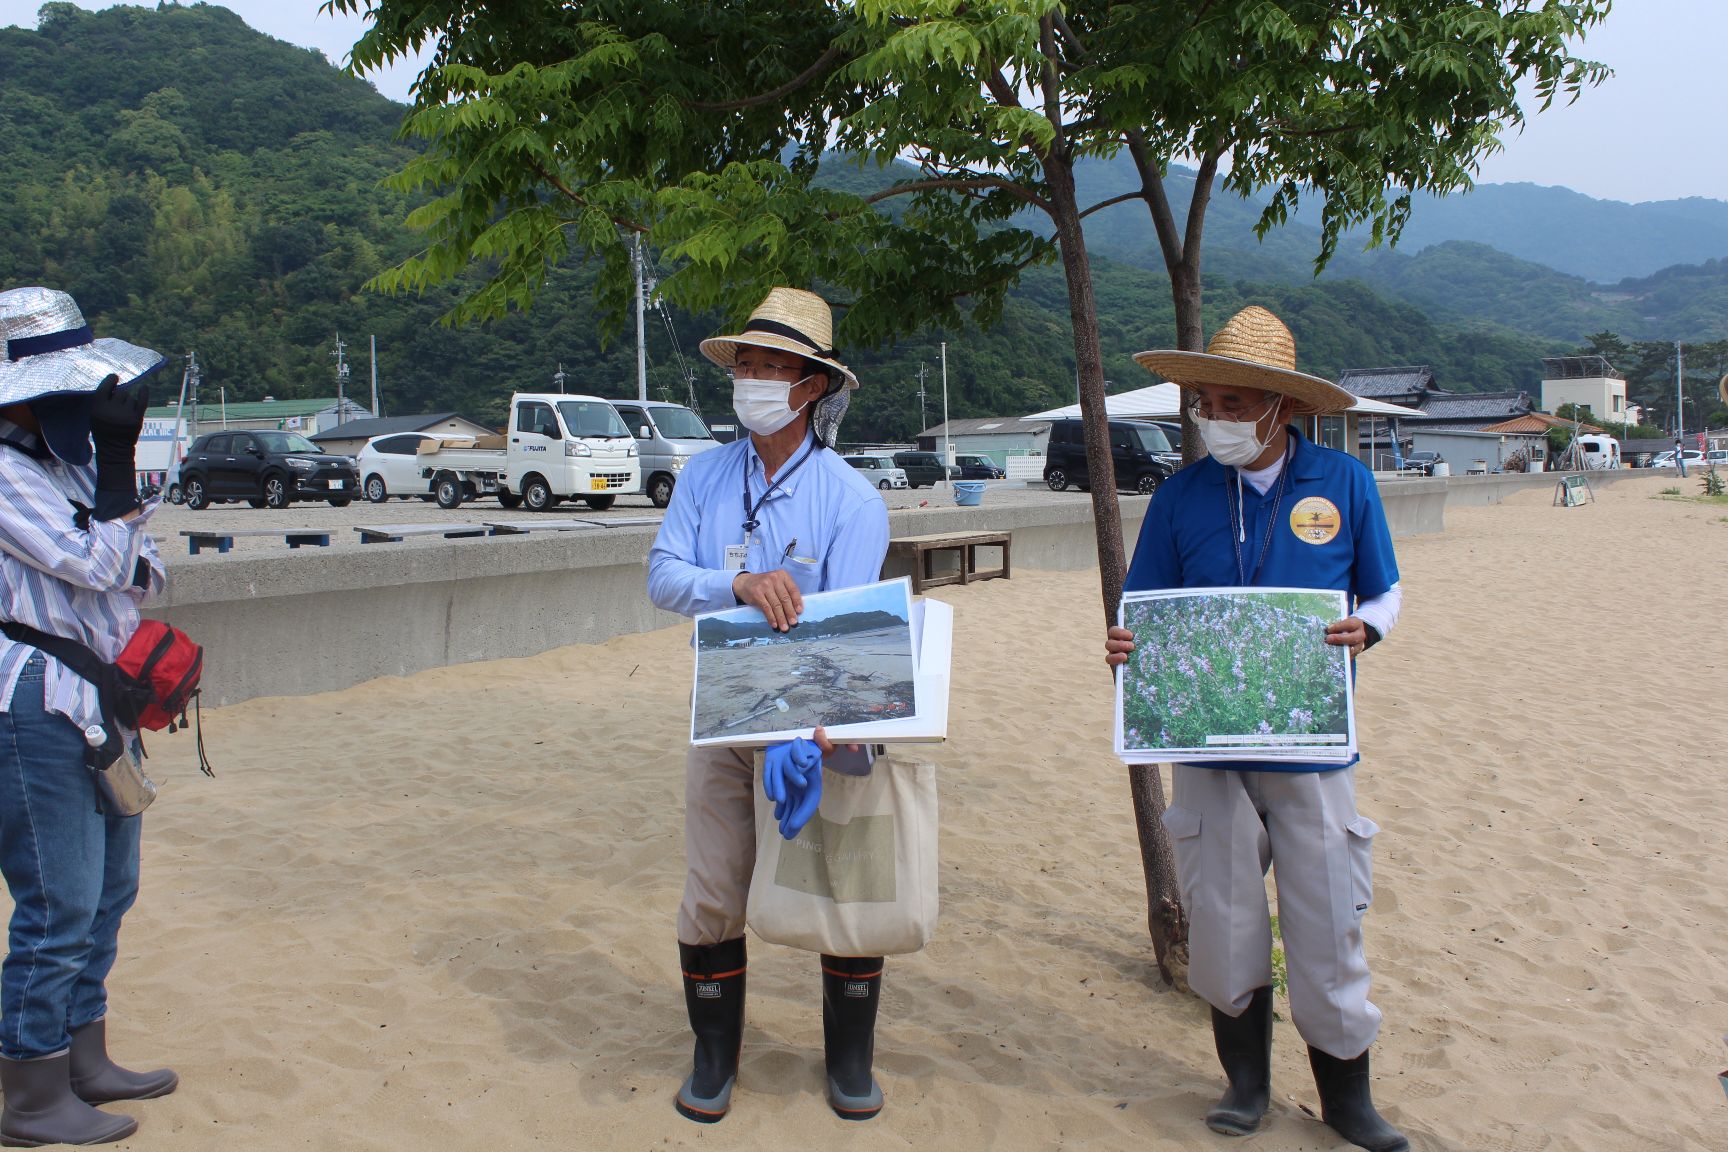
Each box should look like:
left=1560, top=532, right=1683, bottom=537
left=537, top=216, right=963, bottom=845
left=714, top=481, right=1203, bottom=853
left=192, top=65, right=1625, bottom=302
left=1043, top=417, right=1176, bottom=494
left=179, top=430, right=359, bottom=510
left=893, top=450, right=960, bottom=488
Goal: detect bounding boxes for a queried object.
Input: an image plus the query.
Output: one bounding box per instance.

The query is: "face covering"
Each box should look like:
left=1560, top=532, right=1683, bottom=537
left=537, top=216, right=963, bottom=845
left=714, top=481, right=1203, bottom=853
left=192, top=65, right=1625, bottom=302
left=732, top=377, right=811, bottom=437
left=1196, top=402, right=1278, bottom=467
left=26, top=392, right=95, bottom=466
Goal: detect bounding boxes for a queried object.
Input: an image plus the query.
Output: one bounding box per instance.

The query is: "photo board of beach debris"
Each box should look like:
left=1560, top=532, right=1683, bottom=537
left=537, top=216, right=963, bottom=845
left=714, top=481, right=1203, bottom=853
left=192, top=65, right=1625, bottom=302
left=692, top=578, right=919, bottom=745
left=1115, top=587, right=1356, bottom=764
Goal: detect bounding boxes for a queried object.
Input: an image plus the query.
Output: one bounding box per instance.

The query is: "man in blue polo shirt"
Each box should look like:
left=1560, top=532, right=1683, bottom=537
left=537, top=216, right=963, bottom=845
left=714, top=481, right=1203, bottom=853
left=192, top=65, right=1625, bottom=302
left=1106, top=307, right=1408, bottom=1152
left=648, top=287, right=892, bottom=1125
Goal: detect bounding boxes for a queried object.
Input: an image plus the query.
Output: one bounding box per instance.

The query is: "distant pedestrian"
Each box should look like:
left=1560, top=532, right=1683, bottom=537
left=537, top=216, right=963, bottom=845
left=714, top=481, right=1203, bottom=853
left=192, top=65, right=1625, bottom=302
left=1674, top=437, right=1687, bottom=477
left=0, top=287, right=179, bottom=1146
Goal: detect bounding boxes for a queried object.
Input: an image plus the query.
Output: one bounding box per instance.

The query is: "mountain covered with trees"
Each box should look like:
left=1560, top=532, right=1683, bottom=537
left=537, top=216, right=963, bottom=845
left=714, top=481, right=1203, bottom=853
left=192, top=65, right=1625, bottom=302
left=1, top=2, right=1723, bottom=444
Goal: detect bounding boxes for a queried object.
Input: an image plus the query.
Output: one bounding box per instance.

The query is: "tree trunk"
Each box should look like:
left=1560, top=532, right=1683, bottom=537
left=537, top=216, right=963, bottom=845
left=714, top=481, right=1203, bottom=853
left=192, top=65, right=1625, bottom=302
left=1046, top=150, right=1184, bottom=986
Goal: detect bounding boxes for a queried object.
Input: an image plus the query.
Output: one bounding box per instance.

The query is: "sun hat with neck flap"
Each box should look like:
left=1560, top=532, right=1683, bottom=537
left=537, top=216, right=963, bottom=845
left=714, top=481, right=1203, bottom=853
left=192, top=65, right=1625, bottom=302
left=0, top=286, right=165, bottom=464
left=1132, top=305, right=1355, bottom=416
left=700, top=287, right=859, bottom=448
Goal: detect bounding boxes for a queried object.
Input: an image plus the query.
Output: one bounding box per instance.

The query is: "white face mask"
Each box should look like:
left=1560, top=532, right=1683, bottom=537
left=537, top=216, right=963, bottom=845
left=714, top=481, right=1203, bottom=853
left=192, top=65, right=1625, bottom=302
left=1196, top=401, right=1280, bottom=467
left=732, top=377, right=811, bottom=437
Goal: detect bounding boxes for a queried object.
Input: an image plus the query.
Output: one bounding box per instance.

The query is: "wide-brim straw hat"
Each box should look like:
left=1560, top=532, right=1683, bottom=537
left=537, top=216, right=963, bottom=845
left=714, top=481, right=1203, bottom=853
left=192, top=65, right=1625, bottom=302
left=1132, top=306, right=1355, bottom=416
left=0, top=286, right=164, bottom=408
left=699, top=287, right=858, bottom=390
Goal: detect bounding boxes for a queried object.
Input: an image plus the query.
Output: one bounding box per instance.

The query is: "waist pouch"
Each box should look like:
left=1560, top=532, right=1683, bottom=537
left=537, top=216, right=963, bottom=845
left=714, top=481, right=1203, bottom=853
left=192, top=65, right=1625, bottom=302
left=0, top=620, right=213, bottom=804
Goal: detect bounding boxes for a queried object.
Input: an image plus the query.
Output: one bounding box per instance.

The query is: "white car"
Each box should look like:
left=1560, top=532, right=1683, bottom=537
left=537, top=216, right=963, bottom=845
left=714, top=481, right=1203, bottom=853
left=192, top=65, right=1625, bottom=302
left=1652, top=449, right=1707, bottom=471
left=357, top=432, right=471, bottom=502
left=843, top=454, right=910, bottom=490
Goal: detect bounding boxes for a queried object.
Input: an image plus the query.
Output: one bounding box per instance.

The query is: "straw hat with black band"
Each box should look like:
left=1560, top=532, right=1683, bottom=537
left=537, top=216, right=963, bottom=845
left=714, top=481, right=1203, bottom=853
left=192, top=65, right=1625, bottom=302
left=700, top=287, right=858, bottom=449
left=0, top=287, right=164, bottom=464
left=1132, top=306, right=1355, bottom=416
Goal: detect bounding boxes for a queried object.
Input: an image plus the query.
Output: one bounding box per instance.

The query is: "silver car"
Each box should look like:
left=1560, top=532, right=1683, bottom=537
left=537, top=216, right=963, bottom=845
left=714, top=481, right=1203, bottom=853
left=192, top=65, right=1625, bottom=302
left=843, top=454, right=910, bottom=490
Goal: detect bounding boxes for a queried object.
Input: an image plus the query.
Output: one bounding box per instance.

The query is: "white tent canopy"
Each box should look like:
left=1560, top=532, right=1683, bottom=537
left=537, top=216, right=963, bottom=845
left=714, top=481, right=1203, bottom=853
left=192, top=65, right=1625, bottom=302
left=1025, top=385, right=1420, bottom=421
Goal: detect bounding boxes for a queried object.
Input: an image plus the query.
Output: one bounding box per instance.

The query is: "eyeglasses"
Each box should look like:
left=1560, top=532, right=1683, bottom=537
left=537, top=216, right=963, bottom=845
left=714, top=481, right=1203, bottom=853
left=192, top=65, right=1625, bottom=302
left=1185, top=394, right=1278, bottom=423
left=727, top=361, right=809, bottom=381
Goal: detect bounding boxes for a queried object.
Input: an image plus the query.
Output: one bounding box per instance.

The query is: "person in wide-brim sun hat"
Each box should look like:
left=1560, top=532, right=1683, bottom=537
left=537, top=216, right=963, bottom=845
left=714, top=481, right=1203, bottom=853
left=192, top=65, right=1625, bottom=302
left=1132, top=305, right=1355, bottom=416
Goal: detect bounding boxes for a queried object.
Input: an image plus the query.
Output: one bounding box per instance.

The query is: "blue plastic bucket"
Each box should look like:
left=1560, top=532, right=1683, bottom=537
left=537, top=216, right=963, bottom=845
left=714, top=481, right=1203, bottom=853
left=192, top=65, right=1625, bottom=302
left=953, top=481, right=986, bottom=507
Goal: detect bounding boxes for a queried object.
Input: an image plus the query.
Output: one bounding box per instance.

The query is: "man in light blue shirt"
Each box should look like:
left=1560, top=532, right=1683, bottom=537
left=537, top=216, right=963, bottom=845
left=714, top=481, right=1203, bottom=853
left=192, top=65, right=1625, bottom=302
left=647, top=287, right=890, bottom=1125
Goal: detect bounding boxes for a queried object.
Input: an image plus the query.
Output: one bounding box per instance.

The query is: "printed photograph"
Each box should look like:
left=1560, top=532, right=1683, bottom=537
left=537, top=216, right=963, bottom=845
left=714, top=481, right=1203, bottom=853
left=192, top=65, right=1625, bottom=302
left=692, top=579, right=917, bottom=743
left=1117, top=588, right=1352, bottom=758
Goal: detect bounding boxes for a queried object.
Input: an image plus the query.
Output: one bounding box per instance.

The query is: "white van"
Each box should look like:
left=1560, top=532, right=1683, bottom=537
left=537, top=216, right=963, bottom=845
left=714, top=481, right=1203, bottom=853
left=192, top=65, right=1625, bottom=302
left=610, top=400, right=719, bottom=508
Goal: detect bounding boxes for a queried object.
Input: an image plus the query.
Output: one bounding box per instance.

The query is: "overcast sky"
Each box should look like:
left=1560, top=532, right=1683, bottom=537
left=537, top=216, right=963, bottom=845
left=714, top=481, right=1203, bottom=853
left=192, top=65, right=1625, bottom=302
left=2, top=0, right=1722, bottom=204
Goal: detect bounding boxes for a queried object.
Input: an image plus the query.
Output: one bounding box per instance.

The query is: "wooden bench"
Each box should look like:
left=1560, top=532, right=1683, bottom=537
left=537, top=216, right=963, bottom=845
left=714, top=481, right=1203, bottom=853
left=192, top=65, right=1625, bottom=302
left=179, top=529, right=332, bottom=555
left=887, top=531, right=1011, bottom=594
left=354, top=523, right=511, bottom=544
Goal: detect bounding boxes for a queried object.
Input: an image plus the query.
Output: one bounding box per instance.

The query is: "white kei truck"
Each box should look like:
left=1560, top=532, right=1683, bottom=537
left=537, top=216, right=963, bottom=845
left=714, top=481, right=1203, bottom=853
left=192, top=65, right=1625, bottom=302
left=417, top=393, right=640, bottom=511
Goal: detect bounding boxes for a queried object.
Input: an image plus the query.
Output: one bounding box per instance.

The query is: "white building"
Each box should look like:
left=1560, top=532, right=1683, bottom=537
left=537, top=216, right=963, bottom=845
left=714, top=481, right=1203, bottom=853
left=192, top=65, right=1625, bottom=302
left=1540, top=356, right=1627, bottom=423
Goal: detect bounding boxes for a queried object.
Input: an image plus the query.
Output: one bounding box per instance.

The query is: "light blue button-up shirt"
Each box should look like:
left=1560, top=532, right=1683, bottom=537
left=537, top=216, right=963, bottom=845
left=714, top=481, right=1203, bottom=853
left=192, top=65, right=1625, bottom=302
left=648, top=432, right=889, bottom=618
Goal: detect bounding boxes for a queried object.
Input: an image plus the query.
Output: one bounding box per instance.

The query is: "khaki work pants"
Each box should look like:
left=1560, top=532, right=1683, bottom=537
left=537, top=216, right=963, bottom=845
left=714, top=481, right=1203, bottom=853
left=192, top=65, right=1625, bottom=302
left=679, top=744, right=758, bottom=946
left=1162, top=764, right=1383, bottom=1060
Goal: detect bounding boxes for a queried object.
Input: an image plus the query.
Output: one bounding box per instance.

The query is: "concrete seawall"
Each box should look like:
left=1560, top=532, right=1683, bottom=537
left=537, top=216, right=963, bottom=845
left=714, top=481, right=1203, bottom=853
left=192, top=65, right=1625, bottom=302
left=149, top=471, right=1631, bottom=706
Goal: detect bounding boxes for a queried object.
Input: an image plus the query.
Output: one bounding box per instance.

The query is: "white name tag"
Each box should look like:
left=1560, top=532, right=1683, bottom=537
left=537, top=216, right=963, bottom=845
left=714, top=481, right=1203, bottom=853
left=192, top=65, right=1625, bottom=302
left=723, top=543, right=749, bottom=571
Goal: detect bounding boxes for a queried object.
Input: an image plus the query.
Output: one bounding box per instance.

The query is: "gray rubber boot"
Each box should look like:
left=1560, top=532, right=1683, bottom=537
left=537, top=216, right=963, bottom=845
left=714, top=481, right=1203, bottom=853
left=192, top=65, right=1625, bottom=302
left=1205, top=985, right=1273, bottom=1136
left=0, top=1053, right=137, bottom=1147
left=69, top=1019, right=179, bottom=1104
left=674, top=938, right=746, bottom=1123
left=821, top=955, right=884, bottom=1120
left=1308, top=1046, right=1409, bottom=1152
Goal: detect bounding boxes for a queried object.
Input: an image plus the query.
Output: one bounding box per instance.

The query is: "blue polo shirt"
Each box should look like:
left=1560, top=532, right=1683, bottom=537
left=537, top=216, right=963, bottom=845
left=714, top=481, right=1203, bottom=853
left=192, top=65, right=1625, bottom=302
left=1124, top=427, right=1398, bottom=772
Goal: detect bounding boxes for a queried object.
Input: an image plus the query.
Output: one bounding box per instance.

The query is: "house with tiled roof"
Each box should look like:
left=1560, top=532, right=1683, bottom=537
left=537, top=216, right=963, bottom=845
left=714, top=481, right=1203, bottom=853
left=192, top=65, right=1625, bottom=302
left=1336, top=366, right=1443, bottom=408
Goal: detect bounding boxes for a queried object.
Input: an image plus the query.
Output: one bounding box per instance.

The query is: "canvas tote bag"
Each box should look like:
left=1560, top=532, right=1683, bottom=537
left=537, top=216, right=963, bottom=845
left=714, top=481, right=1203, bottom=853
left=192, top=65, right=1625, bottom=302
left=746, top=753, right=939, bottom=956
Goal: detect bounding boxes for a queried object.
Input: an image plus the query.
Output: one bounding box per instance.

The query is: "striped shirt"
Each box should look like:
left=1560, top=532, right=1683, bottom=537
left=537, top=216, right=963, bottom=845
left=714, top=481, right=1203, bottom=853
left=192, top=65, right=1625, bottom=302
left=0, top=416, right=165, bottom=732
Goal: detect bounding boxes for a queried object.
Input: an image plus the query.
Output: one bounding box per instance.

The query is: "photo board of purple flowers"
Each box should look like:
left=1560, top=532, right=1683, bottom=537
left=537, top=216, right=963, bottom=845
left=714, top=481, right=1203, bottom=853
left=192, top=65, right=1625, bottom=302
left=1114, top=587, right=1356, bottom=765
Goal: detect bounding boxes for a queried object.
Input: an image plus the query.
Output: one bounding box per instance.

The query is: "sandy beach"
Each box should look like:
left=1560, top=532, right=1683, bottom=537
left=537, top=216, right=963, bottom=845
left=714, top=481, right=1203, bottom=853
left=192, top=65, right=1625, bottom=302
left=16, top=472, right=1722, bottom=1150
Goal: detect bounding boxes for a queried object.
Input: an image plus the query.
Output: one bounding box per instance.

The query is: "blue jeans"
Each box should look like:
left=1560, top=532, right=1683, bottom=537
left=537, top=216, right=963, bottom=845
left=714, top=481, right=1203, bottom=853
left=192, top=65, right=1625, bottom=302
left=0, top=655, right=141, bottom=1060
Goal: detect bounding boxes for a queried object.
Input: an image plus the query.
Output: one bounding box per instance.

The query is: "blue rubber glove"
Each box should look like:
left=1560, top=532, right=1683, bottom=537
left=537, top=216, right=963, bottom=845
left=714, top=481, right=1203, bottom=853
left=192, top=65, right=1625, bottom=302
left=779, top=765, right=823, bottom=840
left=763, top=738, right=821, bottom=805
left=762, top=738, right=822, bottom=839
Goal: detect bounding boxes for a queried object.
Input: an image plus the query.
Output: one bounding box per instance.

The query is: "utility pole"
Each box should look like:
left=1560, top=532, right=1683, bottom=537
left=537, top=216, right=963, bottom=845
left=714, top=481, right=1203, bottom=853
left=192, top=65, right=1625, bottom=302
left=553, top=362, right=568, bottom=394
left=940, top=342, right=951, bottom=489
left=634, top=234, right=648, bottom=402
left=331, top=334, right=351, bottom=427
left=1676, top=341, right=1685, bottom=440
left=915, top=364, right=929, bottom=436
left=369, top=334, right=380, bottom=417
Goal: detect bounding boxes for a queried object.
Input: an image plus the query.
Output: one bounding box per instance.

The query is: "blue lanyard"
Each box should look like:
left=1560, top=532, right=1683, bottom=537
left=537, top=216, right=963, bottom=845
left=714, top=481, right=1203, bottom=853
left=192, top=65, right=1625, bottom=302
left=1227, top=440, right=1292, bottom=586
left=742, top=438, right=817, bottom=536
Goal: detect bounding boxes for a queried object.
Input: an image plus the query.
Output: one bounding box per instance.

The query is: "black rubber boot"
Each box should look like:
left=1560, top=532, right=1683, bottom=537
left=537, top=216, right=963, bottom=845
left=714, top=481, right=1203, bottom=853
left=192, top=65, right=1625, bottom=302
left=1205, top=985, right=1273, bottom=1136
left=674, top=938, right=746, bottom=1123
left=69, top=1019, right=179, bottom=1104
left=0, top=1053, right=137, bottom=1147
left=821, top=955, right=884, bottom=1121
left=1308, top=1046, right=1409, bottom=1152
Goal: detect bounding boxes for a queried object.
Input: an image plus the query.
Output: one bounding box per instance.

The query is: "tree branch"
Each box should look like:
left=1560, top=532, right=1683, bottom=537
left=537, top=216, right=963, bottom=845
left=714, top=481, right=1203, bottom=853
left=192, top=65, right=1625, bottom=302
left=529, top=161, right=645, bottom=234
left=861, top=176, right=1052, bottom=214
left=1038, top=16, right=1067, bottom=160
left=1183, top=147, right=1223, bottom=267
left=1124, top=128, right=1184, bottom=273
left=1077, top=190, right=1149, bottom=221
left=682, top=41, right=846, bottom=112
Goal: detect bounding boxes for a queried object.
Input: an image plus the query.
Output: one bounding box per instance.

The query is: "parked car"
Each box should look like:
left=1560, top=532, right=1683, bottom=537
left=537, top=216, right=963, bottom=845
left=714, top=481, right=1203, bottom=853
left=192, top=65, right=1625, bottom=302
left=163, top=457, right=185, bottom=504
left=178, top=430, right=359, bottom=510
left=611, top=400, right=719, bottom=508
left=955, top=453, right=1005, bottom=480
left=893, top=450, right=960, bottom=488
left=1651, top=449, right=1705, bottom=471
left=1042, top=417, right=1175, bottom=494
left=843, top=454, right=910, bottom=490
left=1147, top=420, right=1184, bottom=454
left=356, top=431, right=461, bottom=502
left=1403, top=450, right=1444, bottom=475
left=1705, top=450, right=1728, bottom=468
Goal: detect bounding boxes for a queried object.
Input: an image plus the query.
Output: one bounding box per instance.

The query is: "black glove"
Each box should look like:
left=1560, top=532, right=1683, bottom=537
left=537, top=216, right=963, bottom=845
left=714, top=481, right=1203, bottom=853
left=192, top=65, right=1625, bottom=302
left=89, top=374, right=149, bottom=521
